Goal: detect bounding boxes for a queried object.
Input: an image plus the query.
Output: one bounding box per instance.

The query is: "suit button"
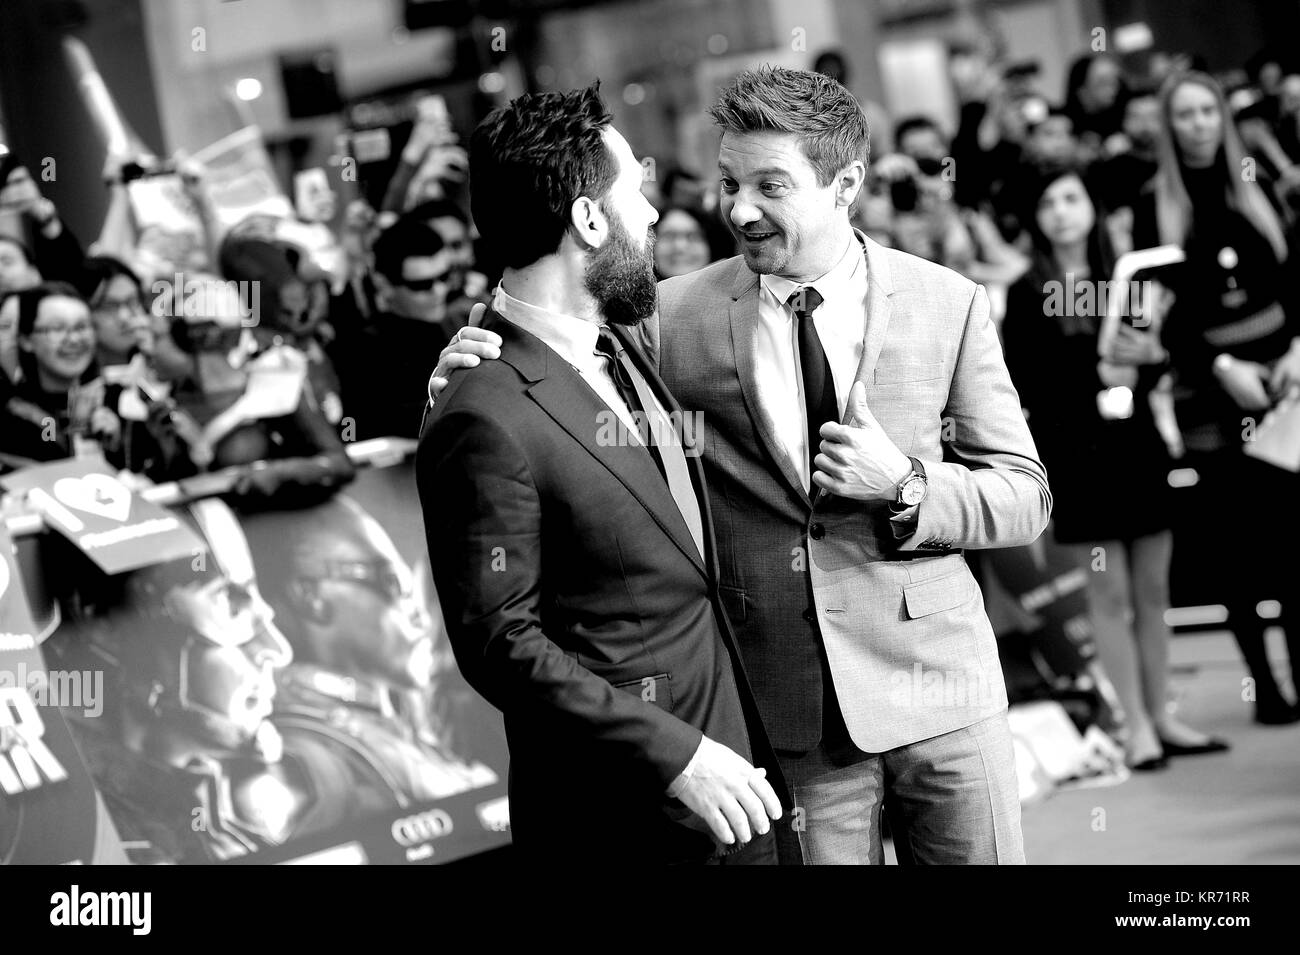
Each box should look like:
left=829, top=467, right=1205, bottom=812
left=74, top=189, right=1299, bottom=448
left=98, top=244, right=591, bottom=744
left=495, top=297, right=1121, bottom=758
left=802, top=608, right=815, bottom=623
left=809, top=523, right=825, bottom=540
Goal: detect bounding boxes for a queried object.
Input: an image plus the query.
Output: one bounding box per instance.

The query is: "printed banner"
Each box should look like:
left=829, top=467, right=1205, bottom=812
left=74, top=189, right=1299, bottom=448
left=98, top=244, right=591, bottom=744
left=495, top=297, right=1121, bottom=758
left=0, top=522, right=127, bottom=864
left=20, top=458, right=510, bottom=864
left=1, top=458, right=207, bottom=576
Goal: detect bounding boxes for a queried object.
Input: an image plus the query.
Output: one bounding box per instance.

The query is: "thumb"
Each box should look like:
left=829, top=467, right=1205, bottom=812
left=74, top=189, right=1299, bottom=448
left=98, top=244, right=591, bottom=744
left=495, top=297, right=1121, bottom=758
left=468, top=302, right=487, bottom=328
left=846, top=381, right=874, bottom=428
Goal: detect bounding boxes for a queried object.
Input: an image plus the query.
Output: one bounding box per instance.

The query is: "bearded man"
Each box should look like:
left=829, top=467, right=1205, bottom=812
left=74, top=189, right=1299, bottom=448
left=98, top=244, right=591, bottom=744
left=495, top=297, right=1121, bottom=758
left=416, top=84, right=793, bottom=864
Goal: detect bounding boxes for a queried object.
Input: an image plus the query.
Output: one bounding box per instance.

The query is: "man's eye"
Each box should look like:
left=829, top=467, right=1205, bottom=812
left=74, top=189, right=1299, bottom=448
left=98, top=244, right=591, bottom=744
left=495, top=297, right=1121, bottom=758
left=720, top=179, right=737, bottom=192
left=761, top=182, right=785, bottom=194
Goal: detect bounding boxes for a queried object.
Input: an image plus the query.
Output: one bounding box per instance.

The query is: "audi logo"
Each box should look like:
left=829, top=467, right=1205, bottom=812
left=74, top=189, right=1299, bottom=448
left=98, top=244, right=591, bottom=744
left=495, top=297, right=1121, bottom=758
left=391, top=808, right=455, bottom=847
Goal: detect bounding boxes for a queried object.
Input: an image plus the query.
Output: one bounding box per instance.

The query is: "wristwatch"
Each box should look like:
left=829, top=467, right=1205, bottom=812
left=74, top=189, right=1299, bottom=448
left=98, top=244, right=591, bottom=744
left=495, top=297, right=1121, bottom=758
left=893, top=456, right=928, bottom=510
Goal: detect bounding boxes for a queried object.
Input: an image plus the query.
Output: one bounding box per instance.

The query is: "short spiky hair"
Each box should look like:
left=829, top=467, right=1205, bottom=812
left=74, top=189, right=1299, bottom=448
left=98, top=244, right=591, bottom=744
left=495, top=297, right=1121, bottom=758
left=470, top=83, right=618, bottom=269
left=708, top=66, right=869, bottom=186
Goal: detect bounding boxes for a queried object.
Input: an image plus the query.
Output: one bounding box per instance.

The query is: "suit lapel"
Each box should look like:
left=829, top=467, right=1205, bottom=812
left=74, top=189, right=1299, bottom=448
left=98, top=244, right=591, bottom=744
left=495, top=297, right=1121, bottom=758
left=847, top=235, right=895, bottom=400
left=612, top=323, right=714, bottom=579
left=726, top=261, right=812, bottom=509
left=490, top=313, right=707, bottom=579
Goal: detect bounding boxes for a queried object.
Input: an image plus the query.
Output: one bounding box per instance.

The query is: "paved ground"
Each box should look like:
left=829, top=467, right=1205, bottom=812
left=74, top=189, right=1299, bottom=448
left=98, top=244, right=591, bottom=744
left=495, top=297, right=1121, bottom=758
left=1019, top=630, right=1300, bottom=864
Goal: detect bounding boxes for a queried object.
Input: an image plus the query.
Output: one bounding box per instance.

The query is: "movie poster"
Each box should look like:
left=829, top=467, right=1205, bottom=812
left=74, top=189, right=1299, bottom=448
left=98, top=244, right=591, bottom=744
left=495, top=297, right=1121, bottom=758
left=21, top=458, right=511, bottom=865
left=0, top=523, right=128, bottom=865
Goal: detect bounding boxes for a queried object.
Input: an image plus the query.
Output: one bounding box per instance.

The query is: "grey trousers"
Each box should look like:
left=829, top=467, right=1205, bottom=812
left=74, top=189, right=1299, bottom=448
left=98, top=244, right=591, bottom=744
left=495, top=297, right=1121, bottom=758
left=780, top=711, right=1025, bottom=864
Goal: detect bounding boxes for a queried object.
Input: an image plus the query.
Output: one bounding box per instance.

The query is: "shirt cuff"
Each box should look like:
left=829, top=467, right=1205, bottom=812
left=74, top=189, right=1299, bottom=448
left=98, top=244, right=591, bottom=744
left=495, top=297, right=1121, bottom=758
left=665, top=737, right=705, bottom=798
left=889, top=502, right=920, bottom=541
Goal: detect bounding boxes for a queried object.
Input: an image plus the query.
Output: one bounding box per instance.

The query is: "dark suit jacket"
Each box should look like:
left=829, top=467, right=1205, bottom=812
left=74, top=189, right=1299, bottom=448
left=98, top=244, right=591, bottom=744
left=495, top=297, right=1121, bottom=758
left=417, top=310, right=792, bottom=862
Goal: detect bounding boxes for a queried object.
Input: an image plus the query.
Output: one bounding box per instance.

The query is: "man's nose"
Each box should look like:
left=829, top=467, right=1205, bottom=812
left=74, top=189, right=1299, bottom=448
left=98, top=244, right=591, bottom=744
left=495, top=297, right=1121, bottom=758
left=728, top=196, right=760, bottom=230
left=249, top=612, right=293, bottom=667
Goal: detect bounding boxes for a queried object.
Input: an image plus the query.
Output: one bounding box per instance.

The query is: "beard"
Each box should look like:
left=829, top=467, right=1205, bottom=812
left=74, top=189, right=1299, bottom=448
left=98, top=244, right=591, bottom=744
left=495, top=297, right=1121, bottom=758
left=584, top=213, right=658, bottom=326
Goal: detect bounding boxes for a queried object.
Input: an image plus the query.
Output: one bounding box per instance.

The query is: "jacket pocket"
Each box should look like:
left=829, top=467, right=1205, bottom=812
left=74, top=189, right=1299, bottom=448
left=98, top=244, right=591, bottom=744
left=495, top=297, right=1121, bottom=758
left=718, top=585, right=747, bottom=624
left=612, top=672, right=670, bottom=690
left=612, top=673, right=672, bottom=709
left=902, top=571, right=971, bottom=619
left=875, top=361, right=946, bottom=384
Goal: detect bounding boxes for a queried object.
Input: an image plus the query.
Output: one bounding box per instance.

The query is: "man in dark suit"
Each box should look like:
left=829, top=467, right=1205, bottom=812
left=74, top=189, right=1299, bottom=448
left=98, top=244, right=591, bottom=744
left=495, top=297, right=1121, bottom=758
left=416, top=85, right=788, bottom=864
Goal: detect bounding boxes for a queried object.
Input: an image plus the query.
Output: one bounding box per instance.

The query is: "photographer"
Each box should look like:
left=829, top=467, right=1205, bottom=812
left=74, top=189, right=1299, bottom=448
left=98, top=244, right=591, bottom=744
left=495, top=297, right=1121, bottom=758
left=873, top=116, right=1027, bottom=289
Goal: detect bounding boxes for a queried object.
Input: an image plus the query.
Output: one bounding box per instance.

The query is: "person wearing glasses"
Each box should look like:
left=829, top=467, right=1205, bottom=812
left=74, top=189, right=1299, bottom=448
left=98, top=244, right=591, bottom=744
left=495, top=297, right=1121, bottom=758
left=345, top=218, right=458, bottom=439
left=80, top=255, right=155, bottom=370
left=0, top=282, right=193, bottom=477
left=245, top=495, right=497, bottom=830
left=77, top=255, right=190, bottom=383
left=1, top=282, right=124, bottom=463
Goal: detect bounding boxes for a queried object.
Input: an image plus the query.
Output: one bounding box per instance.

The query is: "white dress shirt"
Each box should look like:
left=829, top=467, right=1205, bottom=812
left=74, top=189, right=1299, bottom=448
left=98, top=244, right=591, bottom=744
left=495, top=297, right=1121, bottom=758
left=492, top=284, right=652, bottom=442
left=757, top=232, right=869, bottom=491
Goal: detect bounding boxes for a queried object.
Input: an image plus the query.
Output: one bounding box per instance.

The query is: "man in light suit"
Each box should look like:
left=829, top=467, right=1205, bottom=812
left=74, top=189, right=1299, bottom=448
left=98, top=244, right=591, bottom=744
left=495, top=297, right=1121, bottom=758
left=417, top=85, right=790, bottom=864
left=435, top=67, right=1050, bottom=864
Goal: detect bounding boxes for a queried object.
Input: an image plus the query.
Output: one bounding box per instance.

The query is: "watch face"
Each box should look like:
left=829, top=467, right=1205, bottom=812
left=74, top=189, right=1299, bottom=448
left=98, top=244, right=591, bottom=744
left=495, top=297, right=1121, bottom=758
left=900, top=478, right=926, bottom=506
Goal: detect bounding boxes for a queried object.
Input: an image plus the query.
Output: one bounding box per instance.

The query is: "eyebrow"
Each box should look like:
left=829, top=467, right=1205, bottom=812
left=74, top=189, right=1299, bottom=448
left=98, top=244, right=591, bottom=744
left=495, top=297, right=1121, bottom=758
left=718, top=164, right=794, bottom=179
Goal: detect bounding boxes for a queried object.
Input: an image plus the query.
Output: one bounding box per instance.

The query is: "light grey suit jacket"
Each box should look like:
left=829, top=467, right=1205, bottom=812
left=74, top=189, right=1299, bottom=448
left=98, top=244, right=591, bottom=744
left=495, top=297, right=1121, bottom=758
left=637, top=235, right=1051, bottom=752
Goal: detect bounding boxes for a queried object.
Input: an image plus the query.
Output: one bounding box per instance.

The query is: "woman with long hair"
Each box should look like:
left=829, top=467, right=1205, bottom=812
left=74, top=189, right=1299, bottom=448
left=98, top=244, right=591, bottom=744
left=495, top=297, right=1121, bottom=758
left=1134, top=71, right=1300, bottom=725
left=1003, top=162, right=1226, bottom=769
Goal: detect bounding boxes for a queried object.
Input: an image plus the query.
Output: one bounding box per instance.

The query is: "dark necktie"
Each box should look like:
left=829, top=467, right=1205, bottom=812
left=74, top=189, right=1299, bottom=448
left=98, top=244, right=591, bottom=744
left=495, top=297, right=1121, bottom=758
left=789, top=286, right=836, bottom=494
left=595, top=327, right=705, bottom=560
left=596, top=329, right=644, bottom=414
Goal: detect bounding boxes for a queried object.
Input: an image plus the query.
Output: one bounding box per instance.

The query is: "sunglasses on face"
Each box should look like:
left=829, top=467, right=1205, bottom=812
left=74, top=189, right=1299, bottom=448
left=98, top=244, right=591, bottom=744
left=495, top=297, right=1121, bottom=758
left=298, top=558, right=411, bottom=603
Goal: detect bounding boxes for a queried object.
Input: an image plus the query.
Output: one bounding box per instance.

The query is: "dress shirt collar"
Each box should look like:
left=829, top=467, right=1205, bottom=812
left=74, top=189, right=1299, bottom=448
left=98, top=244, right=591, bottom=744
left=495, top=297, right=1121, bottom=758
left=759, top=228, right=867, bottom=311
left=492, top=282, right=600, bottom=369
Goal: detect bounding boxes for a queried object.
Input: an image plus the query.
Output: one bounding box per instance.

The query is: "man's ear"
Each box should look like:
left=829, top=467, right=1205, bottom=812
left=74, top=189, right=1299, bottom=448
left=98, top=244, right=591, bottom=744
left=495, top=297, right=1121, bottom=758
left=18, top=335, right=33, bottom=354
left=836, top=160, right=867, bottom=209
left=568, top=196, right=608, bottom=251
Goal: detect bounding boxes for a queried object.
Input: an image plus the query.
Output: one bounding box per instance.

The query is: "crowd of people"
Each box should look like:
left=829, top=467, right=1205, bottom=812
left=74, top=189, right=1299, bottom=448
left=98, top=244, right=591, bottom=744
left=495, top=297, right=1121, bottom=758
left=0, top=120, right=495, bottom=499
left=3, top=38, right=1299, bottom=787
